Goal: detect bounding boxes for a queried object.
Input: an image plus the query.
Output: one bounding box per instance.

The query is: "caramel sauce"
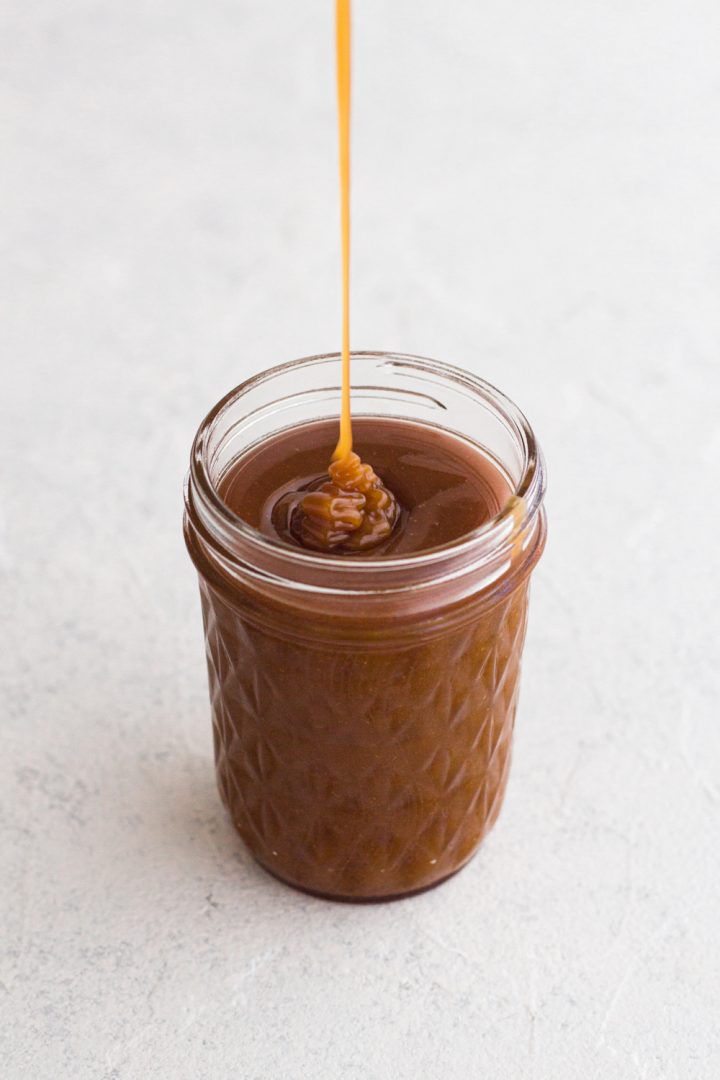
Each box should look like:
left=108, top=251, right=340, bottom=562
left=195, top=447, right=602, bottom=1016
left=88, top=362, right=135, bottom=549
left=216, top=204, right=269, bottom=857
left=220, top=417, right=511, bottom=558
left=293, top=0, right=399, bottom=553
left=293, top=451, right=399, bottom=552
left=334, top=0, right=352, bottom=463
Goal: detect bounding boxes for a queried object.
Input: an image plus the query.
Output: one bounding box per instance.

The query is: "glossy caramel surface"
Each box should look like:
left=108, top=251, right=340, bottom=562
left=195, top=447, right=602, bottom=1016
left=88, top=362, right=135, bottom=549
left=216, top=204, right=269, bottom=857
left=220, top=417, right=510, bottom=558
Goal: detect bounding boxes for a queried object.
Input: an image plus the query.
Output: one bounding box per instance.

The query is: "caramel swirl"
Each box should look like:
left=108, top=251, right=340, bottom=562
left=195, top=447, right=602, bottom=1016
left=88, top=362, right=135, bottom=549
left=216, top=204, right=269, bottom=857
left=293, top=451, right=399, bottom=553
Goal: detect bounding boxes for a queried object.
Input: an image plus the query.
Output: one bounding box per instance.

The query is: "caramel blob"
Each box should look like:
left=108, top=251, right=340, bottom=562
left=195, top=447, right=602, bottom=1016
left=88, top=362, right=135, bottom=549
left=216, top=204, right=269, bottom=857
left=293, top=451, right=399, bottom=553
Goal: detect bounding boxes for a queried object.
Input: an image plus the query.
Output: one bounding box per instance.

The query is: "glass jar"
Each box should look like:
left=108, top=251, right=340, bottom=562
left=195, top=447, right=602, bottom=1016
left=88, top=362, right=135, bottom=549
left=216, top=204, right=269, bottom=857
left=184, top=352, right=547, bottom=901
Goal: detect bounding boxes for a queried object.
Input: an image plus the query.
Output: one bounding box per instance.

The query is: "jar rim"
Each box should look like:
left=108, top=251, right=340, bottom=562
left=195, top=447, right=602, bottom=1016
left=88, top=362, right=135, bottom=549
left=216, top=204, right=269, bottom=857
left=187, top=351, right=546, bottom=594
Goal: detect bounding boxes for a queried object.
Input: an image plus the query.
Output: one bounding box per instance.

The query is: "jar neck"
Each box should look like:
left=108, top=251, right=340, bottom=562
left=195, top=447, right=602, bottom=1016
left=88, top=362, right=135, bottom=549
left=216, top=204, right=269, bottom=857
left=184, top=352, right=547, bottom=624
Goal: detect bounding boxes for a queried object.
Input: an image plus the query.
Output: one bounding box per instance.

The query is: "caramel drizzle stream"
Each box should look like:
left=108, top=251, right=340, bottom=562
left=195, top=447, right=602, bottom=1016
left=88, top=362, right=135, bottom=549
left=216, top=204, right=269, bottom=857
left=293, top=2, right=398, bottom=554
left=334, top=0, right=352, bottom=461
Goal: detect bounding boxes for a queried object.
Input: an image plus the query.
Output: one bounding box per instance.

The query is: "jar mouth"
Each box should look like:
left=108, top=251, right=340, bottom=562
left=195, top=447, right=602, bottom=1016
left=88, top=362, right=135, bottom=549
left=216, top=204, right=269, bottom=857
left=186, top=351, right=546, bottom=597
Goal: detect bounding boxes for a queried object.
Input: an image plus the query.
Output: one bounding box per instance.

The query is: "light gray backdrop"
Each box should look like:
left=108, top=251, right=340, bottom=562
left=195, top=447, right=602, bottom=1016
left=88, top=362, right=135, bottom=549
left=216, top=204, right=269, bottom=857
left=2, top=2, right=718, bottom=1077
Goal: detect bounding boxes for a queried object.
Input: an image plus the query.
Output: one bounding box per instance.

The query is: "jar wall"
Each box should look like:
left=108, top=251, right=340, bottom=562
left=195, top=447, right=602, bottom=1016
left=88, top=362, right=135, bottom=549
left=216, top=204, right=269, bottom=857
left=199, top=571, right=530, bottom=900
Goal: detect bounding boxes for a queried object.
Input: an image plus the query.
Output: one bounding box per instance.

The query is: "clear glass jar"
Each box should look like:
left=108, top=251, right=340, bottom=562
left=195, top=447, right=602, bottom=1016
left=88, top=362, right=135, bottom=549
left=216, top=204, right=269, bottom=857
left=184, top=352, right=547, bottom=901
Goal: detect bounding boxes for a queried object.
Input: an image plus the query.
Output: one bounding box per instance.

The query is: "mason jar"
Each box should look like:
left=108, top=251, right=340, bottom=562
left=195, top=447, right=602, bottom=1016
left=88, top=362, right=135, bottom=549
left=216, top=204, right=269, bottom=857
left=184, top=352, right=547, bottom=901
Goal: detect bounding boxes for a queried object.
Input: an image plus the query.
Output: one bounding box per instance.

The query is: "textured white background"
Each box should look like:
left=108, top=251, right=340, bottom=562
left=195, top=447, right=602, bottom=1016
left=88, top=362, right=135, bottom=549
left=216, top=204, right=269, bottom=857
left=2, top=2, right=719, bottom=1077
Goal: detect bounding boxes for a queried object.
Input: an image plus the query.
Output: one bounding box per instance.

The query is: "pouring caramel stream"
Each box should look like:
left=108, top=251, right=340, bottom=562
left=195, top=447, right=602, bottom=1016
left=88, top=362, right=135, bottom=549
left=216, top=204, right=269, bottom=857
left=335, top=0, right=352, bottom=462
left=294, top=0, right=398, bottom=552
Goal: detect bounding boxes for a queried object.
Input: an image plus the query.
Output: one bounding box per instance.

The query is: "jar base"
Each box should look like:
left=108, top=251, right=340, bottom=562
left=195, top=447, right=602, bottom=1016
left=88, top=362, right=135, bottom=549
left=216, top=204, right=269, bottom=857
left=249, top=850, right=477, bottom=904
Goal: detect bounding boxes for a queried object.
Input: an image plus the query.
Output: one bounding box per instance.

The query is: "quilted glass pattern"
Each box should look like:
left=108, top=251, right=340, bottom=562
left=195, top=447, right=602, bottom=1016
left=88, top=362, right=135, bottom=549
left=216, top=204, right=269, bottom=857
left=200, top=578, right=530, bottom=900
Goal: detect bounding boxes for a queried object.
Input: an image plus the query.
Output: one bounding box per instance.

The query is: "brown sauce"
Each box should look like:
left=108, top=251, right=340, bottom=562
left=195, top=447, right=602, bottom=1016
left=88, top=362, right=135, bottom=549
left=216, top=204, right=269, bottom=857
left=199, top=417, right=527, bottom=900
left=220, top=418, right=511, bottom=558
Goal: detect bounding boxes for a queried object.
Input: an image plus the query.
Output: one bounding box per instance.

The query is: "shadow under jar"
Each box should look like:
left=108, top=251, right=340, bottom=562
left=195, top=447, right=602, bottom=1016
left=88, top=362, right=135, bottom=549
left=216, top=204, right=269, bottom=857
left=184, top=352, right=547, bottom=901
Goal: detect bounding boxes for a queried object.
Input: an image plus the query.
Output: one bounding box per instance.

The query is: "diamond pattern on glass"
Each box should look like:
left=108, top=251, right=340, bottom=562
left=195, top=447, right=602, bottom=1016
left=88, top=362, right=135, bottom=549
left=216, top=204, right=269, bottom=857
left=200, top=580, right=529, bottom=899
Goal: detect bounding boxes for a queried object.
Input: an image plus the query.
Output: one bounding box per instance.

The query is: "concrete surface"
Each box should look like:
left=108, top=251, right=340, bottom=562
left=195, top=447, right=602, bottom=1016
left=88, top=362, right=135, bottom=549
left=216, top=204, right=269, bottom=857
left=2, top=2, right=719, bottom=1077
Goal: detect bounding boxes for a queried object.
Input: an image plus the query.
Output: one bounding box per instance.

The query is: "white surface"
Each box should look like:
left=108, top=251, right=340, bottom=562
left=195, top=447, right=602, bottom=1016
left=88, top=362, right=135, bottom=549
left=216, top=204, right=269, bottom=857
left=2, top=2, right=719, bottom=1077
